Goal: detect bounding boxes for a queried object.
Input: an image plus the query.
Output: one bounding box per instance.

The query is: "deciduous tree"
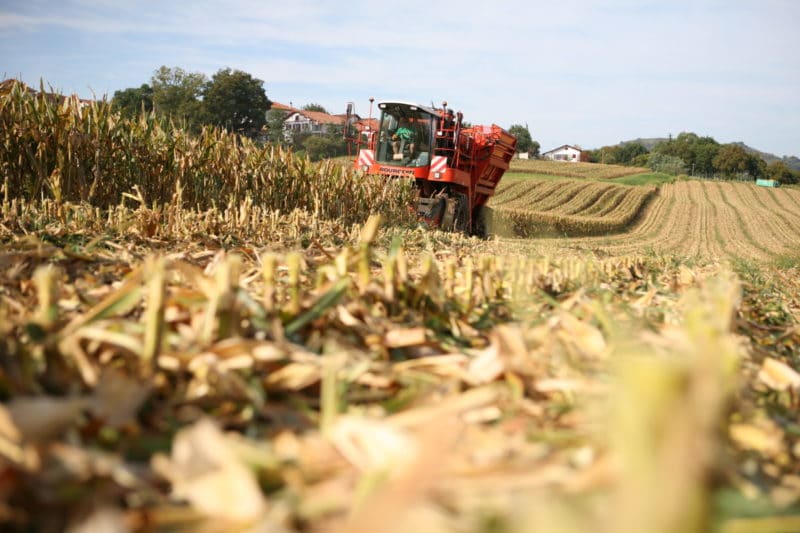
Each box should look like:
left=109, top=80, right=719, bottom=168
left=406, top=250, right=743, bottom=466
left=302, top=103, right=328, bottom=113
left=647, top=152, right=686, bottom=175
left=530, top=140, right=541, bottom=159
left=203, top=68, right=271, bottom=138
left=150, top=66, right=207, bottom=131
left=653, top=132, right=719, bottom=175
left=265, top=108, right=289, bottom=144
left=766, top=161, right=797, bottom=184
left=713, top=144, right=764, bottom=178
left=508, top=124, right=534, bottom=155
left=111, top=84, right=154, bottom=119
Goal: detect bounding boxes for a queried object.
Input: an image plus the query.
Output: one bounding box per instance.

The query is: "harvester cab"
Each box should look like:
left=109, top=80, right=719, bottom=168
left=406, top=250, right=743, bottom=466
left=346, top=100, right=517, bottom=235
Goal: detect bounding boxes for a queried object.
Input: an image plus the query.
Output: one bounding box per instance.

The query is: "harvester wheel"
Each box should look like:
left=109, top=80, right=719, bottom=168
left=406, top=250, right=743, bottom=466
left=471, top=205, right=488, bottom=238
left=453, top=193, right=470, bottom=234
left=441, top=198, right=456, bottom=230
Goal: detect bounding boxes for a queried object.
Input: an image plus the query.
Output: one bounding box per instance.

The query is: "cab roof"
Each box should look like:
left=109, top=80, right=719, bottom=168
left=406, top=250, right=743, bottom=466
left=378, top=101, right=440, bottom=116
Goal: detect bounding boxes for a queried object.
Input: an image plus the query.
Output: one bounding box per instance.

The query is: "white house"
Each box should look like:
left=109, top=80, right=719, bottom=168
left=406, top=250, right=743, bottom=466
left=542, top=144, right=585, bottom=163
left=283, top=110, right=347, bottom=137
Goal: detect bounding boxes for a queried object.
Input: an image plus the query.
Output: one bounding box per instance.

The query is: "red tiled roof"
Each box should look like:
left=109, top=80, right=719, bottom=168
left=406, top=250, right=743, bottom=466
left=355, top=118, right=379, bottom=131
left=0, top=79, right=35, bottom=94
left=270, top=102, right=297, bottom=111
left=288, top=110, right=346, bottom=125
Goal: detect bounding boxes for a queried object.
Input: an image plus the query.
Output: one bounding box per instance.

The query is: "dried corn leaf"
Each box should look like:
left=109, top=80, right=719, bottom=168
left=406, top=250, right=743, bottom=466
left=758, top=357, right=800, bottom=391
left=151, top=418, right=266, bottom=522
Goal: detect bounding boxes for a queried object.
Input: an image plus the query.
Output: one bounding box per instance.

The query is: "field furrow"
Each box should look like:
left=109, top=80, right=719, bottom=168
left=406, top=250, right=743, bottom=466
left=495, top=180, right=800, bottom=262
left=781, top=187, right=800, bottom=210
left=591, top=188, right=631, bottom=217
left=713, top=182, right=776, bottom=260
left=491, top=179, right=548, bottom=204
left=528, top=181, right=591, bottom=212
left=762, top=188, right=800, bottom=233
left=556, top=183, right=616, bottom=215
left=728, top=183, right=797, bottom=256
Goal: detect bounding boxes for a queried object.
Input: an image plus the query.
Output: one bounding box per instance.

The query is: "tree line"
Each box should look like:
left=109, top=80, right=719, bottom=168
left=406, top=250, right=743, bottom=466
left=112, top=66, right=348, bottom=161
left=587, top=133, right=799, bottom=184
left=113, top=66, right=271, bottom=139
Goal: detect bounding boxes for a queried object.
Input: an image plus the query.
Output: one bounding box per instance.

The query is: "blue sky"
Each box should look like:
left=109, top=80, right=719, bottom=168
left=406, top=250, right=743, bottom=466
left=2, top=0, right=798, bottom=156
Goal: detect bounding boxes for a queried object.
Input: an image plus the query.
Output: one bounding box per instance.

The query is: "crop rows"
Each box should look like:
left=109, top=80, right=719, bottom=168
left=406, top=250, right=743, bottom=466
left=516, top=180, right=800, bottom=262
left=488, top=178, right=656, bottom=237
left=508, top=158, right=649, bottom=179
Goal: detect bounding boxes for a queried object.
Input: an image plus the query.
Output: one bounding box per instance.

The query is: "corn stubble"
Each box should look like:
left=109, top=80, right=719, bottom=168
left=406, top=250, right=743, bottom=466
left=1, top=81, right=800, bottom=532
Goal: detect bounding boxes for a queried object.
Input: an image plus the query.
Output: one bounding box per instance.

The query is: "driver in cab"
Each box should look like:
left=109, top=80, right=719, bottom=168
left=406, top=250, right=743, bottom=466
left=392, top=117, right=415, bottom=160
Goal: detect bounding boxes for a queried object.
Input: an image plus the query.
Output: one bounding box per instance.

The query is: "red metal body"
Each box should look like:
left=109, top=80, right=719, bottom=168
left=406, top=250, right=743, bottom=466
left=346, top=101, right=517, bottom=234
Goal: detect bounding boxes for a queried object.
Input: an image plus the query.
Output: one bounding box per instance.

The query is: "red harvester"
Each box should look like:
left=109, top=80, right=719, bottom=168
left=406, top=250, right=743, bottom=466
left=346, top=100, right=516, bottom=235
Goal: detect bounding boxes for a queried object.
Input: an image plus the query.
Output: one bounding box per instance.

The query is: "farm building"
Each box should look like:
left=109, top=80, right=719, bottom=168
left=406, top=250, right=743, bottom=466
left=283, top=110, right=348, bottom=137
left=1, top=78, right=93, bottom=108
left=542, top=144, right=587, bottom=163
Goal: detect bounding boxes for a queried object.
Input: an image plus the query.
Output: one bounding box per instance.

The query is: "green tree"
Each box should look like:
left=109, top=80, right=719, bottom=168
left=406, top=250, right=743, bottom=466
left=265, top=108, right=289, bottom=144
left=303, top=136, right=340, bottom=161
left=713, top=144, right=764, bottom=178
left=631, top=153, right=650, bottom=167
left=508, top=124, right=533, bottom=155
left=203, top=68, right=271, bottom=138
left=111, top=84, right=154, bottom=119
left=647, top=152, right=686, bottom=175
left=653, top=132, right=719, bottom=175
left=150, top=66, right=207, bottom=131
left=765, top=161, right=796, bottom=184
left=616, top=142, right=648, bottom=165
left=302, top=103, right=328, bottom=113
left=530, top=140, right=541, bottom=159
left=693, top=142, right=721, bottom=176
left=301, top=125, right=348, bottom=161
left=589, top=146, right=618, bottom=164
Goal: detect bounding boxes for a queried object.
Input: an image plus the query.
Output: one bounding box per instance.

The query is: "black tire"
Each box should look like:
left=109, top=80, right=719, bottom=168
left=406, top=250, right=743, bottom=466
left=471, top=205, right=488, bottom=238
left=453, top=193, right=470, bottom=234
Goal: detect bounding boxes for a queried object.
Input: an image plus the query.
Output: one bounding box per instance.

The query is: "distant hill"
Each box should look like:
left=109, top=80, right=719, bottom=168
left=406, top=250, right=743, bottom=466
left=730, top=142, right=800, bottom=171
left=617, top=137, right=800, bottom=171
left=620, top=137, right=667, bottom=151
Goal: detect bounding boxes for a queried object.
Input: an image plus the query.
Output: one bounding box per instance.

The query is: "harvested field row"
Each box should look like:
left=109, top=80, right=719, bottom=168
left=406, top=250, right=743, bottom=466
left=490, top=178, right=559, bottom=206
left=509, top=180, right=800, bottom=262
left=508, top=158, right=649, bottom=179
left=488, top=178, right=656, bottom=237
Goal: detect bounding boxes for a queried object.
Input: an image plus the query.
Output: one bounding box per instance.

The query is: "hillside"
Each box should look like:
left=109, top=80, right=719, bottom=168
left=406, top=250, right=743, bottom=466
left=731, top=142, right=800, bottom=171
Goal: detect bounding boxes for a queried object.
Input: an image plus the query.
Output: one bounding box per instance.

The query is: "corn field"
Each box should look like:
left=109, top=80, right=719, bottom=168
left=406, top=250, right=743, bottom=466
left=2, top=81, right=800, bottom=532
left=0, top=80, right=415, bottom=226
